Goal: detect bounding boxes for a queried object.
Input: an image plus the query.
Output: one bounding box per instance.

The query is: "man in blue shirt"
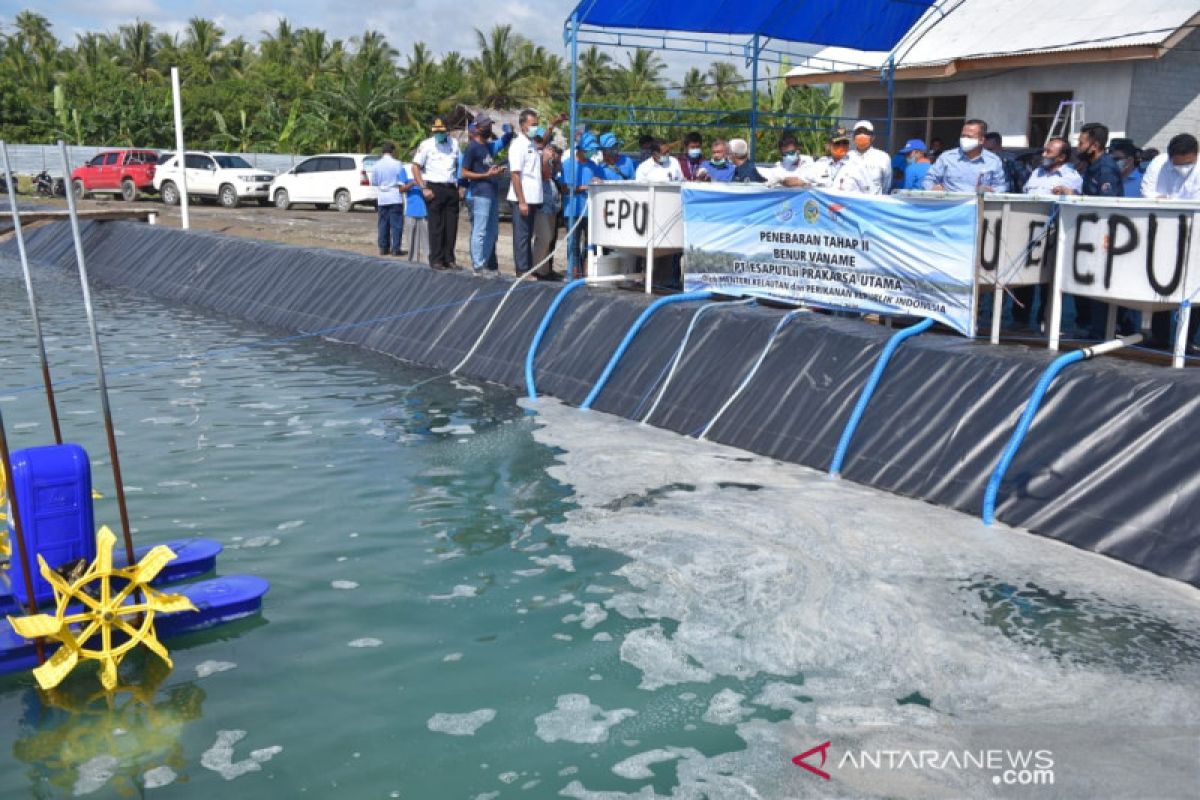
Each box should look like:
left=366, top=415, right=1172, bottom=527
left=922, top=119, right=1007, bottom=193
left=562, top=133, right=598, bottom=277
left=1109, top=140, right=1143, bottom=198
left=899, top=139, right=931, bottom=190
left=370, top=142, right=410, bottom=256
left=595, top=132, right=636, bottom=181
left=698, top=139, right=736, bottom=182
left=460, top=114, right=506, bottom=273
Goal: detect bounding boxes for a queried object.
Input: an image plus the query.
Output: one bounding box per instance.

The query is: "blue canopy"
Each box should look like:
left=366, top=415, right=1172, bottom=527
left=569, top=0, right=936, bottom=52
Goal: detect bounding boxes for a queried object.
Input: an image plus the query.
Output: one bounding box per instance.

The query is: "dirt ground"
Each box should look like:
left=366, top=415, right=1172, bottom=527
left=25, top=193, right=566, bottom=276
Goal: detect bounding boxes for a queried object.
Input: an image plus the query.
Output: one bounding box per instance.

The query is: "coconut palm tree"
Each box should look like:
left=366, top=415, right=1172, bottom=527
left=259, top=18, right=297, bottom=68
left=679, top=67, right=708, bottom=103
left=468, top=25, right=536, bottom=108
left=615, top=49, right=665, bottom=97
left=706, top=61, right=743, bottom=103
left=576, top=46, right=612, bottom=98
left=118, top=21, right=157, bottom=81
left=296, top=28, right=337, bottom=87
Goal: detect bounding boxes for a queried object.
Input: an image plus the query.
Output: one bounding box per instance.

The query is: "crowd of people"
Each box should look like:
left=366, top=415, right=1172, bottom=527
left=368, top=112, right=1200, bottom=345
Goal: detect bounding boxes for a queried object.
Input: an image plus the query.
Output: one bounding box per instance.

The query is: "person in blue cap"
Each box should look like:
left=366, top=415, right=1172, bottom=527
left=899, top=139, right=931, bottom=190
left=562, top=132, right=599, bottom=276
left=461, top=114, right=507, bottom=273
left=595, top=133, right=636, bottom=181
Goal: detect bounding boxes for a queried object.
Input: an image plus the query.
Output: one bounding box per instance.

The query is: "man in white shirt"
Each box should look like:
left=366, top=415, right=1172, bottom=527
left=760, top=133, right=815, bottom=187
left=848, top=120, right=892, bottom=194
left=813, top=129, right=872, bottom=193
left=1142, top=133, right=1200, bottom=349
left=633, top=139, right=683, bottom=182
left=411, top=116, right=462, bottom=270
left=1023, top=137, right=1082, bottom=196
left=508, top=108, right=543, bottom=276
left=1141, top=133, right=1200, bottom=200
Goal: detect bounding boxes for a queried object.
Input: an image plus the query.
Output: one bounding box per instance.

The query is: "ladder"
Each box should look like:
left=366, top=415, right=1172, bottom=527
left=1045, top=100, right=1085, bottom=146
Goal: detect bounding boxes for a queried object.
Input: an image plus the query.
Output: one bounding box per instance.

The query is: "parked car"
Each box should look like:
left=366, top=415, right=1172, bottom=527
left=70, top=149, right=159, bottom=202
left=153, top=151, right=274, bottom=208
left=269, top=153, right=379, bottom=212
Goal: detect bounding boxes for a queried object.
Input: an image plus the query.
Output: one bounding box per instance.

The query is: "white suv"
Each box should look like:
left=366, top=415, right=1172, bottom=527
left=154, top=151, right=275, bottom=208
left=269, top=153, right=380, bottom=212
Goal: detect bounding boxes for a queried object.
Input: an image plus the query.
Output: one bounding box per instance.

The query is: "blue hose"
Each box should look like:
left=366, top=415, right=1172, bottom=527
left=982, top=349, right=1086, bottom=525
left=580, top=290, right=714, bottom=410
left=525, top=278, right=590, bottom=399
left=829, top=318, right=934, bottom=477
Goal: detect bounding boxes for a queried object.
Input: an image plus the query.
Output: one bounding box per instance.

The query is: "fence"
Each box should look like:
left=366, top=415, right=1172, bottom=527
left=0, top=144, right=308, bottom=178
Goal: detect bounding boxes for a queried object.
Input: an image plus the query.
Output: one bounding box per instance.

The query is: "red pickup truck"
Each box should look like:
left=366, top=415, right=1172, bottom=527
left=70, top=149, right=159, bottom=202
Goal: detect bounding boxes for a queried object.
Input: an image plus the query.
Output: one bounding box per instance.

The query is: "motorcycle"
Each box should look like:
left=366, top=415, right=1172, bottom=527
left=34, top=170, right=63, bottom=198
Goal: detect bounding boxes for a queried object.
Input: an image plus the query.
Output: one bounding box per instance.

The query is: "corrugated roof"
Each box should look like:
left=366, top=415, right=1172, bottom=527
left=786, top=0, right=1199, bottom=77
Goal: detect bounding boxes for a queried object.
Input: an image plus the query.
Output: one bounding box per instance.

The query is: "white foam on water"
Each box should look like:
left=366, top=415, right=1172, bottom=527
left=277, top=519, right=304, bottom=530
left=553, top=633, right=573, bottom=641
left=331, top=580, right=359, bottom=590
left=702, top=688, right=751, bottom=725
left=200, top=730, right=282, bottom=781
left=534, top=694, right=637, bottom=744
left=530, top=554, right=575, bottom=572
left=427, top=709, right=497, bottom=736
left=498, top=771, right=519, bottom=784
left=562, top=603, right=608, bottom=630
left=142, top=766, right=177, bottom=789
left=348, top=638, right=382, bottom=648
left=430, top=584, right=477, bottom=601
left=237, top=536, right=280, bottom=549
left=431, top=424, right=475, bottom=435
left=585, top=584, right=616, bottom=595
left=195, top=660, right=237, bottom=678
left=611, top=747, right=702, bottom=780
left=592, top=632, right=613, bottom=642
left=443, top=652, right=463, bottom=662
left=521, top=398, right=1200, bottom=798
left=73, top=755, right=118, bottom=796
left=513, top=568, right=545, bottom=577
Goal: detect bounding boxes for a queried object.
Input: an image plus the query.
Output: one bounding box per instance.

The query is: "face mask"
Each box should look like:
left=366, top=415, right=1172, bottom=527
left=710, top=158, right=726, bottom=167
left=687, top=148, right=702, bottom=160
left=532, top=126, right=545, bottom=140
left=434, top=132, right=448, bottom=144
left=854, top=134, right=871, bottom=149
left=831, top=146, right=849, bottom=160
left=781, top=152, right=799, bottom=166
left=907, top=152, right=920, bottom=164
left=1173, top=163, right=1195, bottom=179
left=1042, top=156, right=1056, bottom=168
left=657, top=153, right=670, bottom=165
left=586, top=149, right=599, bottom=160
left=960, top=137, right=980, bottom=152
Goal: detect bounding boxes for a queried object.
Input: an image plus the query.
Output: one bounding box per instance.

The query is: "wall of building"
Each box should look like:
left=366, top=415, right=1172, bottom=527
left=842, top=61, right=1136, bottom=148
left=1128, top=29, right=1200, bottom=149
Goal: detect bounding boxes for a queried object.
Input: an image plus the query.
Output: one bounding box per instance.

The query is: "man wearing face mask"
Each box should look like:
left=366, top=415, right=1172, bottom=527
left=1022, top=137, right=1081, bottom=195
left=899, top=139, right=931, bottom=190
left=812, top=128, right=871, bottom=193
left=728, top=138, right=766, bottom=183
left=634, top=138, right=684, bottom=182
left=922, top=119, right=1006, bottom=193
left=1108, top=140, right=1143, bottom=198
left=848, top=120, right=892, bottom=194
left=699, top=139, right=735, bottom=182
left=679, top=132, right=706, bottom=181
left=594, top=132, right=637, bottom=181
left=761, top=134, right=815, bottom=188
left=508, top=108, right=544, bottom=276
left=411, top=115, right=462, bottom=271
left=1142, top=133, right=1200, bottom=350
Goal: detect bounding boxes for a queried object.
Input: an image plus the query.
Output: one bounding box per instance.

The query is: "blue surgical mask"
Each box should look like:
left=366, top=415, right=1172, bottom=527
left=710, top=158, right=727, bottom=167
left=657, top=153, right=670, bottom=165
left=687, top=148, right=702, bottom=159
left=586, top=149, right=599, bottom=159
left=434, top=132, right=448, bottom=144
left=532, top=126, right=546, bottom=140
left=782, top=152, right=799, bottom=166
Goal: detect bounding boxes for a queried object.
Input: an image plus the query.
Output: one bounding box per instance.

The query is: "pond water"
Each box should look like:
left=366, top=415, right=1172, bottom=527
left=1, top=254, right=1198, bottom=799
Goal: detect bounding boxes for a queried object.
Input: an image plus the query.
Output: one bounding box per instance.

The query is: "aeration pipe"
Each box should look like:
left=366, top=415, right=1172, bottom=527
left=525, top=274, right=637, bottom=399
left=829, top=318, right=934, bottom=477
left=982, top=334, right=1142, bottom=525
left=698, top=307, right=807, bottom=441
left=580, top=290, right=714, bottom=410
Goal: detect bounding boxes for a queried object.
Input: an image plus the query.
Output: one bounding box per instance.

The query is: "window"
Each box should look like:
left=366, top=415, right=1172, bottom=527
left=337, top=157, right=355, bottom=171
left=1028, top=91, right=1073, bottom=147
left=88, top=155, right=105, bottom=167
left=184, top=154, right=214, bottom=170
left=127, top=151, right=157, bottom=164
left=102, top=153, right=120, bottom=166
left=294, top=158, right=320, bottom=175
left=858, top=95, right=967, bottom=152
left=157, top=152, right=176, bottom=165
left=214, top=155, right=252, bottom=169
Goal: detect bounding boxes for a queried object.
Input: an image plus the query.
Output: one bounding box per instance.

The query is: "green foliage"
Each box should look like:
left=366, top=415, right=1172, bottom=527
left=0, top=12, right=841, bottom=157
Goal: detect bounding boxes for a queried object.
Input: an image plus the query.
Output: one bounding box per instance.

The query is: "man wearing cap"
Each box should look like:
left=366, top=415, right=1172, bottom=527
left=508, top=108, right=543, bottom=276
left=815, top=128, right=872, bottom=193
left=922, top=119, right=1006, bottom=193
left=849, top=120, right=892, bottom=194
left=899, top=139, right=931, bottom=190
left=461, top=114, right=506, bottom=273
left=595, top=133, right=637, bottom=181
left=562, top=133, right=599, bottom=276
left=412, top=115, right=462, bottom=270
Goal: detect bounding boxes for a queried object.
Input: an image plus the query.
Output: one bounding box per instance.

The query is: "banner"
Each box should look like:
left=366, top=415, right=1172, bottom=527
left=978, top=196, right=1056, bottom=287
left=589, top=182, right=684, bottom=252
left=682, top=185, right=980, bottom=336
left=1057, top=198, right=1200, bottom=307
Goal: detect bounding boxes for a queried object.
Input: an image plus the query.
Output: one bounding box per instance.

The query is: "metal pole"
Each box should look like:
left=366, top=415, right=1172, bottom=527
left=0, top=408, right=45, bottom=663
left=749, top=35, right=760, bottom=163
left=885, top=56, right=896, bottom=152
left=1, top=141, right=62, bottom=443
left=57, top=140, right=137, bottom=569
left=171, top=67, right=191, bottom=230
left=567, top=13, right=580, bottom=279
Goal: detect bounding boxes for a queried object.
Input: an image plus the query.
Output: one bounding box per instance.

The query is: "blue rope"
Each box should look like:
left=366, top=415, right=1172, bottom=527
left=580, top=290, right=714, bottom=410
left=982, top=349, right=1086, bottom=525
left=829, top=318, right=934, bottom=477
left=524, top=278, right=590, bottom=399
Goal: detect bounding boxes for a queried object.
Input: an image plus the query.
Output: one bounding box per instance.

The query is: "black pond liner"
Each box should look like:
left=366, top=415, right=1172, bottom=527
left=8, top=220, right=1200, bottom=588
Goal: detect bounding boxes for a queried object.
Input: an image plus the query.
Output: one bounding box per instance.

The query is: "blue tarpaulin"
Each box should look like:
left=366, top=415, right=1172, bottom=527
left=569, top=0, right=937, bottom=52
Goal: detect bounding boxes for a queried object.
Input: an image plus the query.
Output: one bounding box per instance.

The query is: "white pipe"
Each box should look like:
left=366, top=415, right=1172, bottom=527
left=1173, top=302, right=1191, bottom=369
left=171, top=67, right=190, bottom=230
left=1083, top=333, right=1142, bottom=359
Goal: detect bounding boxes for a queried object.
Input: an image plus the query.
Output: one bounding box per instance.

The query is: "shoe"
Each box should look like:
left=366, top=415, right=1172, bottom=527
left=445, top=262, right=463, bottom=271
left=535, top=270, right=564, bottom=282
left=391, top=250, right=405, bottom=256
left=431, top=262, right=449, bottom=271
left=379, top=249, right=388, bottom=256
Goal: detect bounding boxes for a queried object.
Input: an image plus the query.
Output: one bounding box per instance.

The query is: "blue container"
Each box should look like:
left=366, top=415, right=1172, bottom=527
left=7, top=444, right=95, bottom=606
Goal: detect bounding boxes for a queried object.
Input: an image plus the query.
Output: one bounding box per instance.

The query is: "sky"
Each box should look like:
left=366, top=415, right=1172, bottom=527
left=0, top=0, right=810, bottom=84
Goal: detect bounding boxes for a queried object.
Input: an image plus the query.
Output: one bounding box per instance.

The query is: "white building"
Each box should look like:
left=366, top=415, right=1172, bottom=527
left=787, top=0, right=1200, bottom=151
